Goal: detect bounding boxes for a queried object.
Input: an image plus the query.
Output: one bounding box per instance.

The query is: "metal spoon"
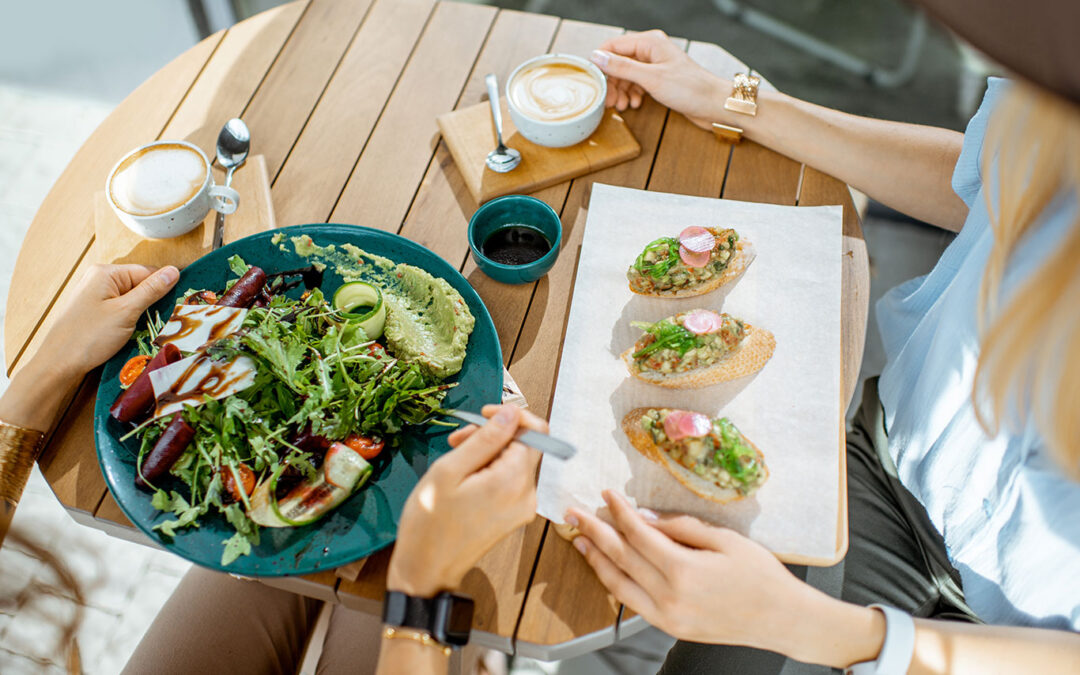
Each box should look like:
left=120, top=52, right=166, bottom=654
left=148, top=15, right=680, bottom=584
left=445, top=409, right=576, bottom=460
left=484, top=73, right=520, bottom=173
left=213, top=117, right=250, bottom=247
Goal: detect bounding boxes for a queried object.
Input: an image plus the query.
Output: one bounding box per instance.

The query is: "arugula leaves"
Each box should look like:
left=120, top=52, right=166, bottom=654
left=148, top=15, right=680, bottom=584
left=630, top=319, right=699, bottom=359
left=633, top=238, right=681, bottom=279
left=134, top=265, right=455, bottom=565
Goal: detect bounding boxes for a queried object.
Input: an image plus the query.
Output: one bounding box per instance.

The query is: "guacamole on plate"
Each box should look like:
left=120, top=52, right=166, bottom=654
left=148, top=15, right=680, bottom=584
left=285, top=234, right=475, bottom=378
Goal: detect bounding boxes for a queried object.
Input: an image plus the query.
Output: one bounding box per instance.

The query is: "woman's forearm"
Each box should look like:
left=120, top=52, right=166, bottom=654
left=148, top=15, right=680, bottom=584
left=710, top=84, right=969, bottom=232
left=910, top=618, right=1080, bottom=674
left=776, top=588, right=1080, bottom=672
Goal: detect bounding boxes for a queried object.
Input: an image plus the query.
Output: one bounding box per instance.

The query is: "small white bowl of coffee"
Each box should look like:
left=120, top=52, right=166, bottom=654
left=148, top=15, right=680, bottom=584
left=506, top=53, right=607, bottom=148
left=106, top=140, right=239, bottom=239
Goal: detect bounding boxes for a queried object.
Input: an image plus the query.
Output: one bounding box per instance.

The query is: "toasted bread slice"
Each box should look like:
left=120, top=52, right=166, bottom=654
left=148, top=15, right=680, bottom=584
left=621, top=324, right=775, bottom=389
left=622, top=408, right=768, bottom=504
left=629, top=240, right=756, bottom=299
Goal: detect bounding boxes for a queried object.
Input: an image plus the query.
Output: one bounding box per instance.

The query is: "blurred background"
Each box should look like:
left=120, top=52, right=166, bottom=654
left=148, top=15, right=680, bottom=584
left=1, top=0, right=993, bottom=672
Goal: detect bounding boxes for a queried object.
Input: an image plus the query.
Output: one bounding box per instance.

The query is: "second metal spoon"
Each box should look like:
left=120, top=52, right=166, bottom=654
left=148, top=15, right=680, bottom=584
left=484, top=73, right=521, bottom=173
left=213, top=118, right=250, bottom=247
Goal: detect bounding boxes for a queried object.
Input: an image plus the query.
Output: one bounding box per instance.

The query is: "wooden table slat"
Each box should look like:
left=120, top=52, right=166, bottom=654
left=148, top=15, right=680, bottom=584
left=161, top=0, right=308, bottom=154
left=3, top=31, right=225, bottom=375
left=271, top=0, right=438, bottom=226
left=240, top=0, right=377, bottom=180
left=326, top=1, right=498, bottom=229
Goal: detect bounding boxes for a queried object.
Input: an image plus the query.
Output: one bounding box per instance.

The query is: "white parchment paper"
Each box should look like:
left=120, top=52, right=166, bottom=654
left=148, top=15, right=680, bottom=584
left=537, top=183, right=844, bottom=562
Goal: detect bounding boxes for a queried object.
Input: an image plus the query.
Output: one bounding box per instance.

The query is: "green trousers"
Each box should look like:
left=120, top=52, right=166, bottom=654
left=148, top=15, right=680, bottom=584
left=658, top=378, right=980, bottom=674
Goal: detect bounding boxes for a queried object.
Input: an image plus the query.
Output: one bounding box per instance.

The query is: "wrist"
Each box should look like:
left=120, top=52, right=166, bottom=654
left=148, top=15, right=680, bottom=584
left=387, top=553, right=460, bottom=598
left=775, top=585, right=885, bottom=669
left=0, top=355, right=81, bottom=432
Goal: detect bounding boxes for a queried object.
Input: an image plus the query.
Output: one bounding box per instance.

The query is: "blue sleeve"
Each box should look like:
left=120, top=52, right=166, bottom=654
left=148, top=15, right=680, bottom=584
left=952, top=77, right=1010, bottom=208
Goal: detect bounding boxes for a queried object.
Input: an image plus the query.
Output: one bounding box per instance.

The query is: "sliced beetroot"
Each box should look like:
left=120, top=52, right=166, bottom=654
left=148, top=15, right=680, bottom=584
left=679, top=245, right=711, bottom=268
left=663, top=410, right=712, bottom=441
left=679, top=226, right=715, bottom=253
left=682, top=310, right=725, bottom=334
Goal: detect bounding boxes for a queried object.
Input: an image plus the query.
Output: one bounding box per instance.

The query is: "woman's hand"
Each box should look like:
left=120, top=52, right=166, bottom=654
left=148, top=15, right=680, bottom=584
left=0, top=264, right=178, bottom=433
left=386, top=404, right=546, bottom=597
left=567, top=490, right=886, bottom=667
left=36, top=263, right=180, bottom=378
left=591, top=30, right=726, bottom=129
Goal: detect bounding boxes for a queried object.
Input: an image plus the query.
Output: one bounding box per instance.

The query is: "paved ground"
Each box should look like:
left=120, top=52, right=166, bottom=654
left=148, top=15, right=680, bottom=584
left=2, top=0, right=960, bottom=672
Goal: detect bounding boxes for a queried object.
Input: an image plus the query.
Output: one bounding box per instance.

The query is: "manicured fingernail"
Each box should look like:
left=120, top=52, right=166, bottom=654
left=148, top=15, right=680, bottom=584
left=159, top=266, right=179, bottom=284
left=590, top=49, right=610, bottom=69
left=564, top=513, right=579, bottom=527
left=494, top=407, right=516, bottom=424
left=573, top=537, right=588, bottom=554
left=638, top=508, right=659, bottom=522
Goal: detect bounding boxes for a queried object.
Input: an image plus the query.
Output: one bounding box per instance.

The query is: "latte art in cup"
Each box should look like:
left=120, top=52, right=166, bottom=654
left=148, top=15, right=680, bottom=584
left=509, top=62, right=602, bottom=123
left=109, top=143, right=207, bottom=216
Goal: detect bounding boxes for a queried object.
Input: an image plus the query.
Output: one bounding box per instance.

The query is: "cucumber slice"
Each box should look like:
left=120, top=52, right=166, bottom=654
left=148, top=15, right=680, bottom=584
left=332, top=281, right=387, bottom=339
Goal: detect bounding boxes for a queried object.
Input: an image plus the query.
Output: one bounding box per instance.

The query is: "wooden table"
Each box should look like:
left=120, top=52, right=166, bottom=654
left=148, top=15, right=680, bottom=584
left=5, top=0, right=869, bottom=659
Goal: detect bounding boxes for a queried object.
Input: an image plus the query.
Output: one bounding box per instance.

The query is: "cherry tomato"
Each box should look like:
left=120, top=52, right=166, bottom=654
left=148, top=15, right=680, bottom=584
left=118, top=355, right=151, bottom=387
left=343, top=434, right=385, bottom=460
left=220, top=463, right=256, bottom=502
left=183, top=290, right=218, bottom=305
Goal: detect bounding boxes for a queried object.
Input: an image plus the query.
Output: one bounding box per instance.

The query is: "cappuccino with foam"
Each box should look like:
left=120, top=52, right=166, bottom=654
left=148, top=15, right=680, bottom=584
left=505, top=54, right=606, bottom=148
left=509, top=62, right=602, bottom=123
left=109, top=143, right=207, bottom=216
left=106, top=140, right=239, bottom=239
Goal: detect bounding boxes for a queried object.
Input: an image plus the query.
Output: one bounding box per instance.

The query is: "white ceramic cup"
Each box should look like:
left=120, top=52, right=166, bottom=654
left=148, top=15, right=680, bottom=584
left=505, top=53, right=607, bottom=148
left=106, top=140, right=240, bottom=239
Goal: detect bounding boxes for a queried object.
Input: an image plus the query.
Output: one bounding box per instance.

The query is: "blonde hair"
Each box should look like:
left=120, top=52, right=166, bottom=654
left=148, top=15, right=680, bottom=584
left=977, top=81, right=1080, bottom=476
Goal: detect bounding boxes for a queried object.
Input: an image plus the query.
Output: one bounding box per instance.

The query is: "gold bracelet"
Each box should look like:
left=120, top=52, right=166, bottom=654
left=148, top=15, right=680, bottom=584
left=0, top=419, right=45, bottom=506
left=382, top=626, right=452, bottom=657
left=724, top=71, right=760, bottom=117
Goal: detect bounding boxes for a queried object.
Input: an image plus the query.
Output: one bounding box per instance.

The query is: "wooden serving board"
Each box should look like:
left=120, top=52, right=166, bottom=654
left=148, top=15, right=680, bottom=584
left=437, top=98, right=640, bottom=204
left=93, top=154, right=276, bottom=267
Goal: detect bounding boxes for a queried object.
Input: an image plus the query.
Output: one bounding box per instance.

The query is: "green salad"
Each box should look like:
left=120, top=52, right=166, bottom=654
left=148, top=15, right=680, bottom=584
left=113, top=254, right=472, bottom=565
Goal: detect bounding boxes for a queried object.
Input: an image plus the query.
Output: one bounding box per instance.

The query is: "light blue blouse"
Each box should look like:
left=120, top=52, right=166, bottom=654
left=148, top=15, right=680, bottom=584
left=876, top=77, right=1080, bottom=630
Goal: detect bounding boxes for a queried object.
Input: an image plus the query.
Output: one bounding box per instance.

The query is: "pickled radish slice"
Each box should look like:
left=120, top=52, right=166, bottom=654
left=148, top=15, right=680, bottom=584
left=682, top=310, right=724, bottom=334
left=679, top=245, right=711, bottom=268
left=679, top=226, right=715, bottom=253
left=663, top=410, right=712, bottom=440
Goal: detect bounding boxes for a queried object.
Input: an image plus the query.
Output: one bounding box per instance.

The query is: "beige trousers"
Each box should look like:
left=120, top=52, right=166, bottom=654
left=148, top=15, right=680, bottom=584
left=123, top=565, right=385, bottom=675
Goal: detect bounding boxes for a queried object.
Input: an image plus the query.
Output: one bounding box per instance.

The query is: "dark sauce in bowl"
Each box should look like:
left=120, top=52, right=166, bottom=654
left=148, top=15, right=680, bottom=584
left=481, top=224, right=552, bottom=265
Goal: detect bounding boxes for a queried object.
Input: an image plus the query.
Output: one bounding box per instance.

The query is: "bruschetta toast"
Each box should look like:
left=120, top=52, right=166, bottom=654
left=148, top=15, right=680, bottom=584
left=621, top=310, right=775, bottom=389
left=627, top=227, right=754, bottom=298
left=623, top=407, right=768, bottom=503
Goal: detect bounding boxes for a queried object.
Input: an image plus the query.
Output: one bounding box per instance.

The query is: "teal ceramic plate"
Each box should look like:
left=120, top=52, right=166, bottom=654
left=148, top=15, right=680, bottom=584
left=94, top=224, right=503, bottom=576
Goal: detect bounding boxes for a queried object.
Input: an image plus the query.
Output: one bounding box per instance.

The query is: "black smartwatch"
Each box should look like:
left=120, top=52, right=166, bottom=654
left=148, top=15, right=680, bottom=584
left=382, top=590, right=475, bottom=648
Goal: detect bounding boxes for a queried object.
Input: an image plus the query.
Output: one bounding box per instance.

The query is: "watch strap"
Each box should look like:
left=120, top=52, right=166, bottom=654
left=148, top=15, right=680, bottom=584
left=845, top=604, right=915, bottom=675
left=382, top=590, right=474, bottom=648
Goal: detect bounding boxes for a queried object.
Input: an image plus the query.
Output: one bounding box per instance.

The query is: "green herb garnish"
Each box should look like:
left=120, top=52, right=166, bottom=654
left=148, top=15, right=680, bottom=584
left=631, top=319, right=699, bottom=359
left=712, top=418, right=760, bottom=486
left=633, top=238, right=681, bottom=279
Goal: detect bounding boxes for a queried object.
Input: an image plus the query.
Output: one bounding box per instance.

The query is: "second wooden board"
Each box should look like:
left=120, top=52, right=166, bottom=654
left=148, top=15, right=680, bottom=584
left=437, top=98, right=640, bottom=204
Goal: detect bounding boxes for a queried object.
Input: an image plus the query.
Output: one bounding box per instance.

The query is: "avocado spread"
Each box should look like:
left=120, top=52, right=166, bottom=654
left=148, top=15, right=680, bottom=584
left=285, top=235, right=474, bottom=378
